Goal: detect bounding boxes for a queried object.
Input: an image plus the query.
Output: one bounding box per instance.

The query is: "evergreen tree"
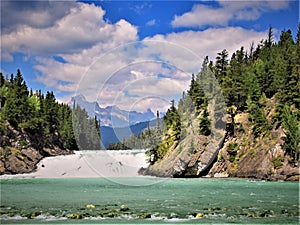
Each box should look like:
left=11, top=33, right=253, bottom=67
left=156, top=110, right=160, bottom=131
left=57, top=103, right=77, bottom=149
left=0, top=73, right=8, bottom=109
left=72, top=105, right=101, bottom=150
left=43, top=91, right=59, bottom=144
left=188, top=74, right=205, bottom=112
left=223, top=47, right=248, bottom=110
left=246, top=62, right=262, bottom=103
left=199, top=106, right=211, bottom=136
left=277, top=30, right=297, bottom=105
left=0, top=69, right=80, bottom=150
left=247, top=94, right=270, bottom=137
left=282, top=105, right=300, bottom=161
left=215, top=49, right=229, bottom=82
left=2, top=70, right=32, bottom=128
left=163, top=100, right=181, bottom=140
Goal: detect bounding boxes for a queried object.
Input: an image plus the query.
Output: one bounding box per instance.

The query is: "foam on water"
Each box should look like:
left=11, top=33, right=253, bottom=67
left=0, top=149, right=149, bottom=179
left=0, top=152, right=298, bottom=224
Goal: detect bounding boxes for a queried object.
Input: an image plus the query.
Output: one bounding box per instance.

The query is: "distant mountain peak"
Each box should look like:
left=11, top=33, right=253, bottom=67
left=72, top=94, right=86, bottom=102
left=70, top=95, right=156, bottom=127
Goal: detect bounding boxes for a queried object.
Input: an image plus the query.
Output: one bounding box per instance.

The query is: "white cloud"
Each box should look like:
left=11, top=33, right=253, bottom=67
left=172, top=1, right=290, bottom=28
left=148, top=27, right=267, bottom=63
left=1, top=1, right=77, bottom=33
left=146, top=19, right=156, bottom=26
left=172, top=4, right=232, bottom=28
left=90, top=58, right=193, bottom=112
left=0, top=2, right=274, bottom=113
left=1, top=2, right=138, bottom=95
left=1, top=3, right=138, bottom=58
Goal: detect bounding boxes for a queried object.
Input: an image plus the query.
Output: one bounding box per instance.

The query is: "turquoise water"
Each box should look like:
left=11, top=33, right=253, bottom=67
left=0, top=177, right=299, bottom=224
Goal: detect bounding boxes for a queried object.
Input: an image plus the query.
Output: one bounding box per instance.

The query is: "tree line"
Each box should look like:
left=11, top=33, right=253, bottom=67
left=0, top=70, right=101, bottom=151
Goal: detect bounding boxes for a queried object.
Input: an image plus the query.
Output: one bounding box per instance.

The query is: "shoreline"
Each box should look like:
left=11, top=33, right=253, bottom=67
left=1, top=150, right=298, bottom=181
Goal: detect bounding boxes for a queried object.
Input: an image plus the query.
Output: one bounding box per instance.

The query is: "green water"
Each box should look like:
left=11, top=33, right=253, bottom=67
left=0, top=177, right=299, bottom=224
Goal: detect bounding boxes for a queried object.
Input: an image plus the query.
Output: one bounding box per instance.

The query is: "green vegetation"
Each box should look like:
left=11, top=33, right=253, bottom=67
left=282, top=105, right=300, bottom=162
left=2, top=25, right=299, bottom=169
left=148, top=25, right=300, bottom=165
left=199, top=106, right=211, bottom=136
left=0, top=70, right=101, bottom=151
left=227, top=142, right=239, bottom=162
left=107, top=142, right=130, bottom=150
left=272, top=156, right=284, bottom=169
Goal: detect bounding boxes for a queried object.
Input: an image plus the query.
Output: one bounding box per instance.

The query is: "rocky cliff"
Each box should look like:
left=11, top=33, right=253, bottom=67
left=141, top=98, right=299, bottom=181
left=0, top=122, right=72, bottom=175
left=208, top=110, right=299, bottom=181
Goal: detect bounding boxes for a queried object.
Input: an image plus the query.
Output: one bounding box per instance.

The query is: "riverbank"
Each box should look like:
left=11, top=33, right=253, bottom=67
left=1, top=148, right=299, bottom=181
left=0, top=122, right=73, bottom=175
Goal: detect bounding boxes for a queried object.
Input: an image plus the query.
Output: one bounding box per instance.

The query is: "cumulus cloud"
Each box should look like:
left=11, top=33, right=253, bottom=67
left=172, top=4, right=232, bottom=28
left=172, top=0, right=290, bottom=28
left=147, top=27, right=267, bottom=62
left=0, top=1, right=272, bottom=113
left=1, top=0, right=77, bottom=34
left=1, top=2, right=138, bottom=92
left=82, top=48, right=197, bottom=112
left=1, top=3, right=137, bottom=59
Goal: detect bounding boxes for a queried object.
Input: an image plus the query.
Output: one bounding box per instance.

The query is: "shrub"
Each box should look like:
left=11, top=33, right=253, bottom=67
left=272, top=156, right=284, bottom=169
left=227, top=142, right=238, bottom=162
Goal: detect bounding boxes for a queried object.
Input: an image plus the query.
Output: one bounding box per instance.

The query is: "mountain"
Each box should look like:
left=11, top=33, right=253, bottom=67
left=100, top=118, right=162, bottom=148
left=71, top=95, right=156, bottom=127
left=71, top=95, right=165, bottom=148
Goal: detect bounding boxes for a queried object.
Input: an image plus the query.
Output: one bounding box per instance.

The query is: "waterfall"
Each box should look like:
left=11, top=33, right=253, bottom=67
left=1, top=150, right=149, bottom=179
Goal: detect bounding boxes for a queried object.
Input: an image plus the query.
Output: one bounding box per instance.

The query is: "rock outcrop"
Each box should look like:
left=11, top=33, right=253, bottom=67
left=0, top=122, right=72, bottom=175
left=208, top=114, right=299, bottom=181
left=140, top=109, right=227, bottom=178
left=141, top=98, right=299, bottom=181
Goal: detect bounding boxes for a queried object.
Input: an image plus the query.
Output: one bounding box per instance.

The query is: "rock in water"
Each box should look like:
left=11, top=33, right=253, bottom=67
left=86, top=204, right=95, bottom=209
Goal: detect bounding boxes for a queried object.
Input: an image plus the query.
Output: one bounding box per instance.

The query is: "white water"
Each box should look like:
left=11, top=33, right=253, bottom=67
left=0, top=150, right=149, bottom=179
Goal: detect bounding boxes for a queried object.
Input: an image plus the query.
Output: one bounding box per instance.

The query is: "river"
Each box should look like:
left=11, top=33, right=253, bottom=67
left=0, top=150, right=299, bottom=224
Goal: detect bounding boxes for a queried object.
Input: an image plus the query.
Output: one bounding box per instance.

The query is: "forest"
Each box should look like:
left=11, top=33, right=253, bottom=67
left=124, top=26, right=300, bottom=165
left=0, top=26, right=299, bottom=165
left=0, top=70, right=101, bottom=151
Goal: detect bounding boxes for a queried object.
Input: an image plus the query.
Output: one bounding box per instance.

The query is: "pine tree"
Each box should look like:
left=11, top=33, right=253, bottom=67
left=0, top=73, right=8, bottom=109
left=215, top=49, right=229, bottom=82
left=199, top=106, right=211, bottom=136
left=57, top=103, right=77, bottom=149
left=277, top=30, right=297, bottom=105
left=282, top=105, right=300, bottom=161
left=246, top=62, right=262, bottom=103
left=247, top=94, right=270, bottom=137
left=72, top=104, right=101, bottom=150
left=156, top=110, right=160, bottom=131
left=223, top=47, right=248, bottom=110
left=188, top=73, right=205, bottom=112
left=163, top=100, right=181, bottom=138
left=43, top=91, right=59, bottom=143
left=2, top=69, right=32, bottom=128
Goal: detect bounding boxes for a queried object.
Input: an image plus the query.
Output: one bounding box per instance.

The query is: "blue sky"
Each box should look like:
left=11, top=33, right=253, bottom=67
left=1, top=0, right=299, bottom=112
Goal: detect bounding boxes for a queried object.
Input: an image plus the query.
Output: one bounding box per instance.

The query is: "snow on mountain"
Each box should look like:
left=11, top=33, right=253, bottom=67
left=71, top=95, right=155, bottom=127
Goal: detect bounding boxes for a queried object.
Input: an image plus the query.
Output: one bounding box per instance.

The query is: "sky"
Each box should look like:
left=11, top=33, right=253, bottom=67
left=1, top=0, right=299, bottom=113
